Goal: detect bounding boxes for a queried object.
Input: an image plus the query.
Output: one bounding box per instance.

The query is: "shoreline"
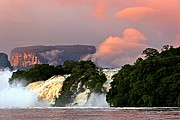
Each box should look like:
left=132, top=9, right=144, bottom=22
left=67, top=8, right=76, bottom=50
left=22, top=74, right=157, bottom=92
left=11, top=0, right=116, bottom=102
left=0, top=107, right=179, bottom=110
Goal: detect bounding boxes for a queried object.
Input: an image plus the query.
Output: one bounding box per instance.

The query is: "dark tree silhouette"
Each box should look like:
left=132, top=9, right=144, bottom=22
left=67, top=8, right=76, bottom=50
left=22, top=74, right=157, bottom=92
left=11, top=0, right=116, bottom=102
left=142, top=48, right=159, bottom=58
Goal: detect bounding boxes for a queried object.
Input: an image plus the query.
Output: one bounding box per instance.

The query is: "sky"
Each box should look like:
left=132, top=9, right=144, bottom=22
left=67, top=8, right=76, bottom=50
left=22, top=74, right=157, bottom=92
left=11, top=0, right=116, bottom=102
left=0, top=0, right=180, bottom=67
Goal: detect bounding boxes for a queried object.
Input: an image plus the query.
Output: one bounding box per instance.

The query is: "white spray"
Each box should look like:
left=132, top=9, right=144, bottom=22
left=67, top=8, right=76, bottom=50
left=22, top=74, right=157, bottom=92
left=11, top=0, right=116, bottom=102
left=0, top=69, right=49, bottom=108
left=0, top=68, right=119, bottom=108
left=68, top=68, right=119, bottom=107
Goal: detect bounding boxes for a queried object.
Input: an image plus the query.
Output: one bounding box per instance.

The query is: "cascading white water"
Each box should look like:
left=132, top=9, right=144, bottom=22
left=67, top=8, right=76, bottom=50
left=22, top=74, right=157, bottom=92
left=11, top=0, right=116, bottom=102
left=0, top=69, right=49, bottom=107
left=67, top=68, right=119, bottom=107
left=69, top=90, right=109, bottom=107
left=0, top=68, right=119, bottom=107
left=27, top=75, right=66, bottom=105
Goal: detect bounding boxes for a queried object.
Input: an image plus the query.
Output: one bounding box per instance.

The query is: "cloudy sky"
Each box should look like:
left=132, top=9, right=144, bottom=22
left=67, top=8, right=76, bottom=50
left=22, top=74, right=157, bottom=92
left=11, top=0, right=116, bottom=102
left=0, top=0, right=180, bottom=67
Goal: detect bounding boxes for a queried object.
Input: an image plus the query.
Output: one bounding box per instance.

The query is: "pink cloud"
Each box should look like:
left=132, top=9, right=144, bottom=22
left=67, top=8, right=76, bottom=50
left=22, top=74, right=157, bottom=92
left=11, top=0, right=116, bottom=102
left=92, top=28, right=148, bottom=68
left=57, top=0, right=108, bottom=19
left=116, top=7, right=159, bottom=22
left=116, top=0, right=180, bottom=27
left=0, top=0, right=30, bottom=23
left=0, top=0, right=179, bottom=56
left=92, top=0, right=107, bottom=19
left=123, top=28, right=146, bottom=43
left=115, top=0, right=180, bottom=46
left=56, top=0, right=148, bottom=19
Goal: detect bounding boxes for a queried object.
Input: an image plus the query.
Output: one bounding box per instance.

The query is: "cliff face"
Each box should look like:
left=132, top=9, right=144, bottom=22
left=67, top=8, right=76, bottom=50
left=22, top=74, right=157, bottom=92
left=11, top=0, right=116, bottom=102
left=11, top=52, right=42, bottom=68
left=11, top=45, right=96, bottom=69
left=0, top=53, right=13, bottom=70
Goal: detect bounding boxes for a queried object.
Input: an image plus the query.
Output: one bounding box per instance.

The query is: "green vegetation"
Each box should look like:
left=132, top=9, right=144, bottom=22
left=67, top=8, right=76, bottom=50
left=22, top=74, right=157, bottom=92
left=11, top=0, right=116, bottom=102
left=9, top=60, right=107, bottom=106
left=9, top=64, right=65, bottom=85
left=107, top=46, right=180, bottom=107
left=10, top=45, right=180, bottom=107
left=54, top=60, right=106, bottom=106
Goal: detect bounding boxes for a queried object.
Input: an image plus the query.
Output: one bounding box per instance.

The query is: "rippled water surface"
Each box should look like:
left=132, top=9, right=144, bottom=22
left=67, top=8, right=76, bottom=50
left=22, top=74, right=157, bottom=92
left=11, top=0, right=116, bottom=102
left=0, top=107, right=179, bottom=120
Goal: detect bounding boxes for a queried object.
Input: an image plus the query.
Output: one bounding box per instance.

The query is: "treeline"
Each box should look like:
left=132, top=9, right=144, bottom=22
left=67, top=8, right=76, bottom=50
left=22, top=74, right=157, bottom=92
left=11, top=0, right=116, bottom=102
left=9, top=45, right=180, bottom=107
left=9, top=60, right=107, bottom=106
left=9, top=64, right=65, bottom=85
left=107, top=45, right=180, bottom=107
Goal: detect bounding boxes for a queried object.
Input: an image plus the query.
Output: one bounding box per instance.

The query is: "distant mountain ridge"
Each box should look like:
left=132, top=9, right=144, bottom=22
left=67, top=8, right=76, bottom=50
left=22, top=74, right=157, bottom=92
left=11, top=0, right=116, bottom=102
left=11, top=45, right=96, bottom=69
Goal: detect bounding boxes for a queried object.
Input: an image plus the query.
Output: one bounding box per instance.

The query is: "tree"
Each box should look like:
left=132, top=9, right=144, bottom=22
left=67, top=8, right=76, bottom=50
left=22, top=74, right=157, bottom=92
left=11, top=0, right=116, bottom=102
left=54, top=60, right=107, bottom=106
left=142, top=48, right=159, bottom=58
left=10, top=64, right=65, bottom=85
left=63, top=60, right=78, bottom=73
left=107, top=46, right=180, bottom=107
left=161, top=45, right=173, bottom=51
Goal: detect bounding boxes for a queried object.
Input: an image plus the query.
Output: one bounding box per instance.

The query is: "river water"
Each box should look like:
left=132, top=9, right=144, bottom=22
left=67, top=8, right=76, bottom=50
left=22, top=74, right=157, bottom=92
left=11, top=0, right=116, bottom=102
left=0, top=107, right=179, bottom=120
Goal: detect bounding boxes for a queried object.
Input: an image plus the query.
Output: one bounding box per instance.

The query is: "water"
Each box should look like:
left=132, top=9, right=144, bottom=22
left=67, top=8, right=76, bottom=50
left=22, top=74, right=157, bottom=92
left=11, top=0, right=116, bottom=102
left=0, top=70, right=179, bottom=119
left=0, top=107, right=179, bottom=120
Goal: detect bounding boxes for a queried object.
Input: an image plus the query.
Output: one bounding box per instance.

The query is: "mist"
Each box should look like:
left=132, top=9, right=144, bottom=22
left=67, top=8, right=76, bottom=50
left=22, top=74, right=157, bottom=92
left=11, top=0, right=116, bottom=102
left=40, top=50, right=63, bottom=66
left=0, top=69, right=49, bottom=107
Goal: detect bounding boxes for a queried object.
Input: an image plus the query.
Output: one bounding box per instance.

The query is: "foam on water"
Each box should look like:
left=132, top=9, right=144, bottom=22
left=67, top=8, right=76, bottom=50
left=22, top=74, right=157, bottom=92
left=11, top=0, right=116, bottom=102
left=0, top=68, right=119, bottom=108
left=0, top=69, right=49, bottom=108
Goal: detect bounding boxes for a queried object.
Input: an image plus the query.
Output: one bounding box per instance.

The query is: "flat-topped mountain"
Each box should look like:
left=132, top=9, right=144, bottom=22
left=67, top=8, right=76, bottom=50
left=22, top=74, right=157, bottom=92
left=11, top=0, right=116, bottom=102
left=11, top=45, right=96, bottom=69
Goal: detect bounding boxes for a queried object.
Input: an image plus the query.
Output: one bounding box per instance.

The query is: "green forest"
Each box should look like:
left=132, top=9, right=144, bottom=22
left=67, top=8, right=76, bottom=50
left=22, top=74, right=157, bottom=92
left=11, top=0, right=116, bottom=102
left=107, top=45, right=180, bottom=107
left=10, top=60, right=107, bottom=106
left=10, top=45, right=180, bottom=107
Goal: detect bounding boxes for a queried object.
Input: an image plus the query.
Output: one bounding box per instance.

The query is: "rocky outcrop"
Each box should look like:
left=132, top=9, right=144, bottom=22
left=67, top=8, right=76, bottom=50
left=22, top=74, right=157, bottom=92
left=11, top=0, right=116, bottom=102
left=11, top=45, right=96, bottom=69
left=0, top=53, right=13, bottom=70
left=11, top=52, right=42, bottom=69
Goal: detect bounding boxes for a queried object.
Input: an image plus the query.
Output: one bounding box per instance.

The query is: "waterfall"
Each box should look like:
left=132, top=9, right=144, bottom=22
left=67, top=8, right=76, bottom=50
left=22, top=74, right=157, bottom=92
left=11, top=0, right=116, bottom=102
left=0, top=68, right=119, bottom=107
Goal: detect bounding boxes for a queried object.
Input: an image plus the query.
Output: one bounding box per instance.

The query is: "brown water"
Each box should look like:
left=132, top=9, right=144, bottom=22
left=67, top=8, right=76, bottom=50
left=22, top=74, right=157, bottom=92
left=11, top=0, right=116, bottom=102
left=0, top=107, right=179, bottom=120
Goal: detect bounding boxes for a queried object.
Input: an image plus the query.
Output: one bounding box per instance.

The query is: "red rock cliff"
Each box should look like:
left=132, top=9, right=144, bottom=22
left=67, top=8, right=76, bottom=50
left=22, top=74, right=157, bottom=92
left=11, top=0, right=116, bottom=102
left=11, top=45, right=96, bottom=69
left=11, top=52, right=42, bottom=68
